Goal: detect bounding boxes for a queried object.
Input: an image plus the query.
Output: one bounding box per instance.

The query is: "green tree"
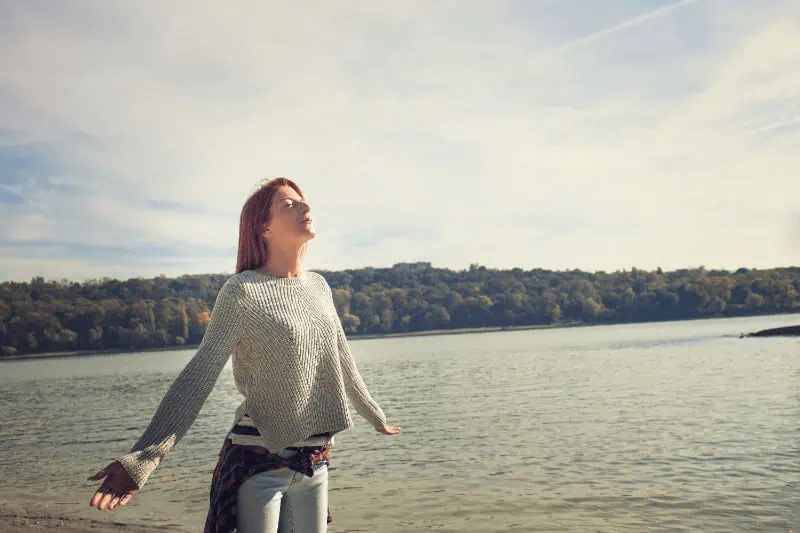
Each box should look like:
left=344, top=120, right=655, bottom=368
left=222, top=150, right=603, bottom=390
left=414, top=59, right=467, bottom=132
left=2, top=264, right=799, bottom=355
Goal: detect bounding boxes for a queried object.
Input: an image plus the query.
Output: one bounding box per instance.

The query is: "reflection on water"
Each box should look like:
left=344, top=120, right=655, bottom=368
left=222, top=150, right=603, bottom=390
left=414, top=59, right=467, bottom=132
left=1, top=314, right=798, bottom=532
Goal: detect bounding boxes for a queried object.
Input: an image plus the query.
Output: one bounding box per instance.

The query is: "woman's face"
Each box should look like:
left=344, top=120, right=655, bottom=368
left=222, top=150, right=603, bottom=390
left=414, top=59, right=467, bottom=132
left=264, top=185, right=315, bottom=244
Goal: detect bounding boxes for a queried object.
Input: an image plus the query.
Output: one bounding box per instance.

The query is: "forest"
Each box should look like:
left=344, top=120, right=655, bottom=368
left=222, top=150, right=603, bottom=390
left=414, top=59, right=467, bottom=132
left=2, top=262, right=799, bottom=356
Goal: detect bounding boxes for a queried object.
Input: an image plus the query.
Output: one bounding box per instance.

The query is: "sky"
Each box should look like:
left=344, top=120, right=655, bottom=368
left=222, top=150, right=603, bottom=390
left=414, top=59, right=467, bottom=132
left=1, top=0, right=798, bottom=282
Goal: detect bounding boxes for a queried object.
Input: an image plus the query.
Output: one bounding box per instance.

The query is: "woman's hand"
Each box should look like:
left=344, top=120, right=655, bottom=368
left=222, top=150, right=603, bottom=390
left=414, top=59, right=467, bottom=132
left=88, top=461, right=139, bottom=511
left=378, top=424, right=401, bottom=435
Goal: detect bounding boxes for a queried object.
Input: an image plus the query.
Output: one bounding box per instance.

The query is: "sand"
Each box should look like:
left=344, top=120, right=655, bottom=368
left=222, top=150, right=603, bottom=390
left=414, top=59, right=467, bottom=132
left=0, top=493, right=185, bottom=533
left=0, top=509, right=189, bottom=533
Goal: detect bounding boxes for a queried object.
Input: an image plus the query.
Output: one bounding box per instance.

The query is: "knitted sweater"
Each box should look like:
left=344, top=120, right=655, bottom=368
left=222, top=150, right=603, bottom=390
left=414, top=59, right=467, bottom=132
left=117, top=270, right=387, bottom=489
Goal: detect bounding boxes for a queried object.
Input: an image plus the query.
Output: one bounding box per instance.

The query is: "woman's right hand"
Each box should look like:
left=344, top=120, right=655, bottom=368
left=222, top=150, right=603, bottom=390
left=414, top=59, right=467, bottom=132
left=88, top=461, right=139, bottom=511
left=378, top=424, right=401, bottom=435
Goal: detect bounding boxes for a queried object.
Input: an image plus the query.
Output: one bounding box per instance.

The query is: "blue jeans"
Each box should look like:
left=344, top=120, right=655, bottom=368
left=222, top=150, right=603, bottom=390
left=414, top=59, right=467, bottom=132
left=236, top=449, right=329, bottom=533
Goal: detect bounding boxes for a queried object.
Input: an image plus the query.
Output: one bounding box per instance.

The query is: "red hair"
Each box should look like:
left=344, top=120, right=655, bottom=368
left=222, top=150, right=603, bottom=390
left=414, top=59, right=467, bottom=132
left=235, top=177, right=304, bottom=273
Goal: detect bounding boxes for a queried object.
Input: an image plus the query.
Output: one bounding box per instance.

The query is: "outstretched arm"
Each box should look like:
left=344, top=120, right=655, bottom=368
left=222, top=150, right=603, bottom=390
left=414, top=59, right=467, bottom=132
left=318, top=275, right=398, bottom=434
left=115, top=276, right=246, bottom=489
left=334, top=317, right=389, bottom=430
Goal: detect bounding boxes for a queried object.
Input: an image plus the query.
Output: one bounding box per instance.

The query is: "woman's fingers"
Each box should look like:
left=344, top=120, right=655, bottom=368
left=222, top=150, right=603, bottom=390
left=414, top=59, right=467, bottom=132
left=89, top=489, right=105, bottom=508
left=89, top=477, right=113, bottom=507
left=89, top=462, right=137, bottom=511
left=90, top=486, right=135, bottom=511
left=108, top=494, right=122, bottom=511
left=97, top=491, right=115, bottom=511
left=119, top=492, right=135, bottom=507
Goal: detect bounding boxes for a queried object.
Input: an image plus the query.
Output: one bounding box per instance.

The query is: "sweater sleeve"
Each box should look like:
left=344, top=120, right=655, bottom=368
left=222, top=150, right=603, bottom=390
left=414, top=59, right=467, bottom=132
left=116, top=276, right=245, bottom=489
left=320, top=278, right=387, bottom=430
left=336, top=320, right=388, bottom=429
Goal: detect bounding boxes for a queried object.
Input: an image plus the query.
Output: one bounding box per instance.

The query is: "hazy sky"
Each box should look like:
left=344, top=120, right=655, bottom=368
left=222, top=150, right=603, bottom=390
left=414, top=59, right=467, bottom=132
left=1, top=0, right=798, bottom=282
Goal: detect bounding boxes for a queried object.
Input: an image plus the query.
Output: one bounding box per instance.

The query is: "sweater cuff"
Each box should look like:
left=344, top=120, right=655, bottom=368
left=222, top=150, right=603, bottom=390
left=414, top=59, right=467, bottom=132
left=116, top=449, right=162, bottom=490
left=363, top=404, right=388, bottom=431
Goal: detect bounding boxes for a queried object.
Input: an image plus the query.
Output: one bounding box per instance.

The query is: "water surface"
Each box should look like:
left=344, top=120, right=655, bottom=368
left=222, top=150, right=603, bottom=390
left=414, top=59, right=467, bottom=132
left=1, top=314, right=798, bottom=532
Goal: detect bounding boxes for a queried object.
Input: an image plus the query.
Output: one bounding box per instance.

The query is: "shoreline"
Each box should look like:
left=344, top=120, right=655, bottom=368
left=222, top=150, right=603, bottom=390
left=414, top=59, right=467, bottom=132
left=0, top=322, right=584, bottom=361
left=0, top=496, right=191, bottom=533
left=0, top=511, right=187, bottom=533
left=3, top=310, right=799, bottom=361
left=348, top=321, right=584, bottom=340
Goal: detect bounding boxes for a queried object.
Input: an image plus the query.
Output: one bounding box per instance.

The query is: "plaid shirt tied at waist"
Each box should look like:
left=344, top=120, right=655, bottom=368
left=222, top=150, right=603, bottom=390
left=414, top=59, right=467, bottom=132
left=203, top=438, right=333, bottom=533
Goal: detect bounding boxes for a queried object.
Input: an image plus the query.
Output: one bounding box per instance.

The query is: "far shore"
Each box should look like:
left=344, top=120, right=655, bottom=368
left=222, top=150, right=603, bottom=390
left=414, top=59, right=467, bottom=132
left=3, top=311, right=799, bottom=362
left=0, top=322, right=584, bottom=361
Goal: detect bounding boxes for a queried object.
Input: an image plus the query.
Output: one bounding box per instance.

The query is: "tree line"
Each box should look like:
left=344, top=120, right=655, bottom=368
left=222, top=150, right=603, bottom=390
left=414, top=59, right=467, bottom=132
left=2, top=262, right=799, bottom=356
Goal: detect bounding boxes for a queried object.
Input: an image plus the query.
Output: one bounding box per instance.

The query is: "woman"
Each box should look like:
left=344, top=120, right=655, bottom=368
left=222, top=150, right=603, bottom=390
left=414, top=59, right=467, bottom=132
left=88, top=177, right=401, bottom=533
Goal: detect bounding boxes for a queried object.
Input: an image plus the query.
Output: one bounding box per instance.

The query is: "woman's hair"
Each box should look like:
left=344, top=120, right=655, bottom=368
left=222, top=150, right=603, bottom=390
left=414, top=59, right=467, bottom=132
left=235, top=177, right=304, bottom=273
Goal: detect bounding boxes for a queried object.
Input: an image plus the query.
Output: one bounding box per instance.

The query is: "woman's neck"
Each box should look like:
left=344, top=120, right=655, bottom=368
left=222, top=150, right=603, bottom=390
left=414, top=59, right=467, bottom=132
left=258, top=245, right=304, bottom=279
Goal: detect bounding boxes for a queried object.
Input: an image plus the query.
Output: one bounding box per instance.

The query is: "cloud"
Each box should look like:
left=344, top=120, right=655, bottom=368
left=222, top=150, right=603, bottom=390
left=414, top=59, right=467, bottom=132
left=0, top=0, right=798, bottom=281
left=554, top=0, right=701, bottom=55
left=0, top=237, right=233, bottom=262
left=0, top=186, right=24, bottom=205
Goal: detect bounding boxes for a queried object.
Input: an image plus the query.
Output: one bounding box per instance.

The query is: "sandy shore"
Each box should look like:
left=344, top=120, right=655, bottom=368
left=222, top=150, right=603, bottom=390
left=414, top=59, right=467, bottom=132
left=0, top=498, right=189, bottom=533
left=0, top=511, right=183, bottom=533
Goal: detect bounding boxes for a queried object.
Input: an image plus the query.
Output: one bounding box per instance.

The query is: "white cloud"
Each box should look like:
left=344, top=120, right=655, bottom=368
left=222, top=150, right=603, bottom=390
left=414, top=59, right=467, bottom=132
left=0, top=0, right=798, bottom=281
left=553, top=0, right=702, bottom=55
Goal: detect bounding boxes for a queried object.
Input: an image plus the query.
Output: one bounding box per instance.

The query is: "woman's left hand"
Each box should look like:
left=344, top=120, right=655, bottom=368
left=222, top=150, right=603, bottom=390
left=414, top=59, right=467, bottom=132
left=378, top=424, right=401, bottom=435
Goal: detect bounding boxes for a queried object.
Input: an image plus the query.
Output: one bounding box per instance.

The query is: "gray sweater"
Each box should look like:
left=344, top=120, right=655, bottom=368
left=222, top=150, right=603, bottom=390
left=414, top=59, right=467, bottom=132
left=117, top=270, right=387, bottom=489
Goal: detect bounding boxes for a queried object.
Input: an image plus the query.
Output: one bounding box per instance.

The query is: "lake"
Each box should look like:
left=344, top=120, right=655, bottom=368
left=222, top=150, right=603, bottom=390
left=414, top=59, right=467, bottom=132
left=1, top=314, right=798, bottom=532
